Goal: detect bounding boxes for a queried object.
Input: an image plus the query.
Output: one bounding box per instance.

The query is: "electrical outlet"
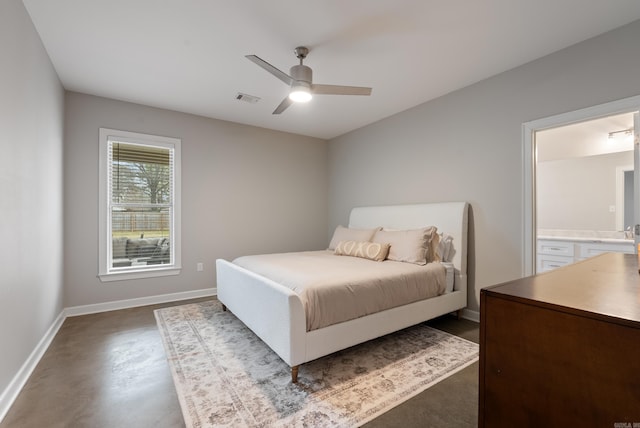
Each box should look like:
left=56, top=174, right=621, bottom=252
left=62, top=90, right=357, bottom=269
left=197, top=262, right=204, bottom=272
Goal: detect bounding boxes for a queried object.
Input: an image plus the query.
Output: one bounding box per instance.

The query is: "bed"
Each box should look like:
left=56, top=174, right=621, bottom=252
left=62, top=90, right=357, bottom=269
left=216, top=202, right=469, bottom=382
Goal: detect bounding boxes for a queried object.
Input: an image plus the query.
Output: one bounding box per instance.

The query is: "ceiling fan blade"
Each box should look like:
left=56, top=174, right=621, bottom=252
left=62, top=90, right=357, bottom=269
left=273, top=96, right=294, bottom=115
left=245, top=55, right=293, bottom=86
left=311, top=84, right=372, bottom=96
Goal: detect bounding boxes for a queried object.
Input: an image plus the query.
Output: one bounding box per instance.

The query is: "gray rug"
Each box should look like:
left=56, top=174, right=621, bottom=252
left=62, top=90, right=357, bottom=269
left=155, top=301, right=479, bottom=428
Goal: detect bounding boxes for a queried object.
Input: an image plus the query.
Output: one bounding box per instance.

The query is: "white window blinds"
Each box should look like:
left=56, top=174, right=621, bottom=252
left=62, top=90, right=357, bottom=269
left=108, top=139, right=173, bottom=269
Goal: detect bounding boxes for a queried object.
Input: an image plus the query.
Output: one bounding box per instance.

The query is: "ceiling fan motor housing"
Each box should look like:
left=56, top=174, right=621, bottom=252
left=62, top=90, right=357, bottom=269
left=290, top=64, right=312, bottom=85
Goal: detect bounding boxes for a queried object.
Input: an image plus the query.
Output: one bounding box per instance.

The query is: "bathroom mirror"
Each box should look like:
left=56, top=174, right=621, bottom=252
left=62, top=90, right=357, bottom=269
left=536, top=113, right=634, bottom=235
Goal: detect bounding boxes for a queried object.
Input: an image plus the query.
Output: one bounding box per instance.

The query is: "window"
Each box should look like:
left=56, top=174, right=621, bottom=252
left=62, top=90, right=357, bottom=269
left=99, top=128, right=181, bottom=281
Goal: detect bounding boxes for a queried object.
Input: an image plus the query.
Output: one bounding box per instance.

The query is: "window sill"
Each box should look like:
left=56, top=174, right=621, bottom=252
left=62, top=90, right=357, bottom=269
left=98, top=266, right=181, bottom=282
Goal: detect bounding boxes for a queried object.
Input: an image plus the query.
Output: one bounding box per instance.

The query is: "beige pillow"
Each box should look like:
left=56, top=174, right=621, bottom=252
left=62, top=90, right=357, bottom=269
left=328, top=225, right=381, bottom=250
left=372, top=226, right=438, bottom=265
left=334, top=240, right=390, bottom=262
left=430, top=232, right=441, bottom=263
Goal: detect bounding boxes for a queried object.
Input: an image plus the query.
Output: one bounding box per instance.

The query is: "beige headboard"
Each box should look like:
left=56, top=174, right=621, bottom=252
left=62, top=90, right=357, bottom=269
left=348, top=202, right=469, bottom=291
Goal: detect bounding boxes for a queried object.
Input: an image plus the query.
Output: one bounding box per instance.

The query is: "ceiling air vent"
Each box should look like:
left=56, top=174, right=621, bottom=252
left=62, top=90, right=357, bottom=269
left=236, top=92, right=261, bottom=104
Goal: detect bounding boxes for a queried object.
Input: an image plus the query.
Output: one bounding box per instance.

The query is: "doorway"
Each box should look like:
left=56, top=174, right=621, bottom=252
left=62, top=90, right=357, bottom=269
left=522, top=95, right=640, bottom=276
left=534, top=114, right=635, bottom=273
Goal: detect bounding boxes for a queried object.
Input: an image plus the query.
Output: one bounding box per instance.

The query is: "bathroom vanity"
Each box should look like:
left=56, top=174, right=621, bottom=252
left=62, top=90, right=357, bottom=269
left=537, top=230, right=634, bottom=273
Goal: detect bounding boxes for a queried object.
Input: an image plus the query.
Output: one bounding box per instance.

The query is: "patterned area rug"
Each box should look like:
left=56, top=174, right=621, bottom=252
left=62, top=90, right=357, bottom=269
left=154, top=301, right=479, bottom=428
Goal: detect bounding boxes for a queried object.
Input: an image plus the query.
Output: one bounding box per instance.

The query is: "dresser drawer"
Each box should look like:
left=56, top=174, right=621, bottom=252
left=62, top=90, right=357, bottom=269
left=537, top=240, right=575, bottom=257
left=577, top=242, right=634, bottom=260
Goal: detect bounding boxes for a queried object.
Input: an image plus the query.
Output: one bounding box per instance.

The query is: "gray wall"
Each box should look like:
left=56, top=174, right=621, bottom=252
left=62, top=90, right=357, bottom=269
left=0, top=0, right=65, bottom=403
left=5, top=2, right=640, bottom=408
left=328, top=20, right=640, bottom=313
left=64, top=93, right=328, bottom=307
left=537, top=151, right=633, bottom=231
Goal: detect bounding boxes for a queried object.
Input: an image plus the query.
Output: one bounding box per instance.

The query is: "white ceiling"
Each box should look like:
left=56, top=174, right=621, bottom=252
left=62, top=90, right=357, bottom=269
left=22, top=0, right=640, bottom=140
left=537, top=113, right=635, bottom=162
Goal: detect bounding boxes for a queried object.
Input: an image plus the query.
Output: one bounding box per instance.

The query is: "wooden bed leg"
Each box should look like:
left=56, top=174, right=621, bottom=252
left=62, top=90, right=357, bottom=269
left=456, top=309, right=462, bottom=320
left=221, top=304, right=227, bottom=312
left=291, top=365, right=299, bottom=383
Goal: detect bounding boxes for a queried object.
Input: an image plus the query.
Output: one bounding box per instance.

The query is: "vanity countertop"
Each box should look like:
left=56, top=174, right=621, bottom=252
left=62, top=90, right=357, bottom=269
left=537, top=235, right=633, bottom=244
left=537, top=229, right=634, bottom=245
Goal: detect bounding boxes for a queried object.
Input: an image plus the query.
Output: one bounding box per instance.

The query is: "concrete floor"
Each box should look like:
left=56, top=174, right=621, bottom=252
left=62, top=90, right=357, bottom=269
left=1, top=299, right=479, bottom=428
left=364, top=316, right=480, bottom=428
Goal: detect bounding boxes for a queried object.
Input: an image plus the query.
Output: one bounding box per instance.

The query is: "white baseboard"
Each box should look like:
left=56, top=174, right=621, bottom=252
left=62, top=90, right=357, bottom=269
left=0, top=310, right=66, bottom=423
left=64, top=288, right=217, bottom=317
left=0, top=287, right=217, bottom=424
left=461, top=308, right=480, bottom=323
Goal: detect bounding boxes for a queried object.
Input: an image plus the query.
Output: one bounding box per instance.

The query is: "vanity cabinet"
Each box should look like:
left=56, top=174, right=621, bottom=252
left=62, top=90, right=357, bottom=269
left=537, top=238, right=633, bottom=273
left=578, top=241, right=634, bottom=260
left=536, top=240, right=574, bottom=272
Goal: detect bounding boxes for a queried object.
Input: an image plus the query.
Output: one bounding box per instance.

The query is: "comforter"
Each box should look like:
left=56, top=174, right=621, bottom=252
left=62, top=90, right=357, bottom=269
left=233, top=250, right=446, bottom=331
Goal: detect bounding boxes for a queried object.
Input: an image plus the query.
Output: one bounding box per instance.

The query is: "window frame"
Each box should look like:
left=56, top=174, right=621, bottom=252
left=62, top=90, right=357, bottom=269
left=98, top=128, right=181, bottom=282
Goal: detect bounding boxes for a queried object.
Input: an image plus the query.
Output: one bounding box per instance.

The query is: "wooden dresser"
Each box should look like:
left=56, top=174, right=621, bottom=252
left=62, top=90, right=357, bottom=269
left=479, top=252, right=640, bottom=427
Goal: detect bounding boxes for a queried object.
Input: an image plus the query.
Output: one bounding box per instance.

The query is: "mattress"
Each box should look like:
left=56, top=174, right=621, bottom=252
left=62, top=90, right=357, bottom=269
left=233, top=250, right=447, bottom=331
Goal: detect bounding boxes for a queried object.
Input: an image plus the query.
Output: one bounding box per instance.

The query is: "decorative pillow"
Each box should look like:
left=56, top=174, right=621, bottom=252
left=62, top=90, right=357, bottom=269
left=438, top=233, right=454, bottom=262
left=430, top=232, right=441, bottom=263
left=372, top=226, right=438, bottom=265
left=334, top=240, right=390, bottom=262
left=328, top=225, right=381, bottom=250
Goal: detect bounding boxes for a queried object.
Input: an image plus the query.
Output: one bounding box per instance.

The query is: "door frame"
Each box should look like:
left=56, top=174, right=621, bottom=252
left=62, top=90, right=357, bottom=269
left=615, top=165, right=633, bottom=231
left=522, top=94, right=640, bottom=277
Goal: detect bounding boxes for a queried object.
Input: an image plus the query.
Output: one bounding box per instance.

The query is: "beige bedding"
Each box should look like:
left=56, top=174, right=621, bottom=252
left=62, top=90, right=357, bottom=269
left=233, top=250, right=446, bottom=331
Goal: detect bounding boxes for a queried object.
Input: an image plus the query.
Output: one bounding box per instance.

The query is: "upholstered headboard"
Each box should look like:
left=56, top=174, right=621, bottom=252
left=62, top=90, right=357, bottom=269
left=348, top=202, right=469, bottom=291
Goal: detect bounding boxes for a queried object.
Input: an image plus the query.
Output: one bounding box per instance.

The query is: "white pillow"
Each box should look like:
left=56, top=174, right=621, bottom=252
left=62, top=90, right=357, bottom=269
left=372, top=226, right=438, bottom=265
left=438, top=233, right=454, bottom=262
left=328, top=225, right=381, bottom=250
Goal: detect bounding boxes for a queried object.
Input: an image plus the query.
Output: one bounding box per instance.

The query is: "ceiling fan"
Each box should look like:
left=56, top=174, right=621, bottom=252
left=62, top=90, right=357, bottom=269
left=245, top=46, right=372, bottom=114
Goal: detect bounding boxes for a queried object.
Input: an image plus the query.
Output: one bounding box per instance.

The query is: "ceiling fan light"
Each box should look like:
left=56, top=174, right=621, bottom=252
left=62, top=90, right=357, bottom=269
left=289, top=84, right=312, bottom=103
